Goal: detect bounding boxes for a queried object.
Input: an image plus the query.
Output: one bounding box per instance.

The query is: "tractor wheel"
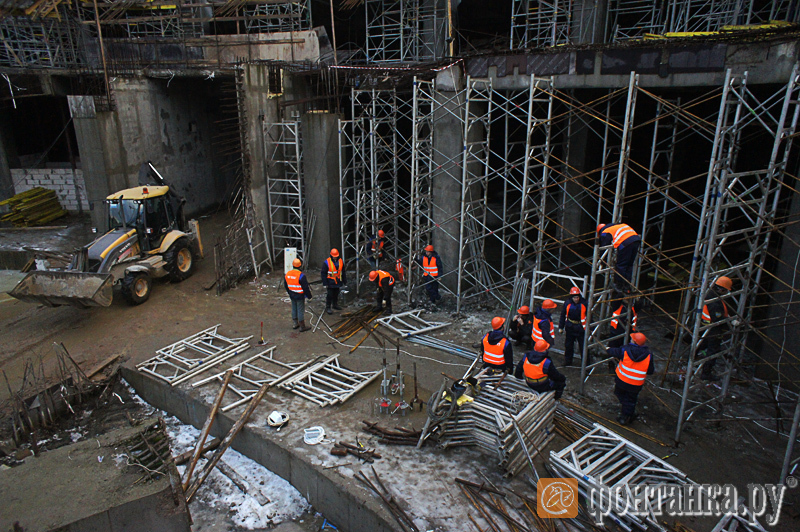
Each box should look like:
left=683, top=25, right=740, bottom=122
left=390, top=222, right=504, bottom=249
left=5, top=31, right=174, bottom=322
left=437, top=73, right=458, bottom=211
left=165, top=237, right=194, bottom=282
left=122, top=271, right=152, bottom=305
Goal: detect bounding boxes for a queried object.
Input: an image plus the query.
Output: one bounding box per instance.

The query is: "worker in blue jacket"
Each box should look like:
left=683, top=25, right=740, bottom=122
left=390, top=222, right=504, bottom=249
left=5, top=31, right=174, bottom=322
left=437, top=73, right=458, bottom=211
left=607, top=332, right=654, bottom=425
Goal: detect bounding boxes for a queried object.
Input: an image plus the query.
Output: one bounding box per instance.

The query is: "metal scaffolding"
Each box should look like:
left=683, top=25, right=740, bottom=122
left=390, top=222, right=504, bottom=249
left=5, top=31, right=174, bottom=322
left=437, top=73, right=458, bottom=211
left=365, top=0, right=446, bottom=63
left=0, top=10, right=85, bottom=68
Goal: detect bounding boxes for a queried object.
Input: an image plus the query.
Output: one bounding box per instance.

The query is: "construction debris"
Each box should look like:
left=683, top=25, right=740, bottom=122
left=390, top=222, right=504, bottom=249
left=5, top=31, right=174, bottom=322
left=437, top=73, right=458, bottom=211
left=331, top=305, right=385, bottom=340
left=361, top=421, right=421, bottom=445
left=120, top=418, right=173, bottom=483
left=330, top=441, right=381, bottom=462
left=357, top=466, right=419, bottom=532
left=0, top=187, right=66, bottom=227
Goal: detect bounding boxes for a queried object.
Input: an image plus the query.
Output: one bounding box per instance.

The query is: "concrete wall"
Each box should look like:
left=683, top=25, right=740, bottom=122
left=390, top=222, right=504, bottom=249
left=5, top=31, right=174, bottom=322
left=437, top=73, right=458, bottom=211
left=11, top=167, right=90, bottom=212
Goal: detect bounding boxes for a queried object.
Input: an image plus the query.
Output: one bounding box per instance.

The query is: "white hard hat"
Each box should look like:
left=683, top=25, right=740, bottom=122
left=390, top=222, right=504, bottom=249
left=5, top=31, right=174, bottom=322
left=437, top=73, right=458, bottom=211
left=267, top=410, right=289, bottom=427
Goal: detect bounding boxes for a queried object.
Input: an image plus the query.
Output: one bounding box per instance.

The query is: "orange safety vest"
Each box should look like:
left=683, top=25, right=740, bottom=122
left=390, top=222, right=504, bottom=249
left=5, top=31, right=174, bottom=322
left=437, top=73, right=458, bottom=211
left=565, top=302, right=586, bottom=329
left=615, top=350, right=650, bottom=387
left=482, top=335, right=507, bottom=366
left=285, top=269, right=304, bottom=293
left=371, top=239, right=385, bottom=253
left=326, top=257, right=343, bottom=283
left=532, top=316, right=554, bottom=342
left=523, top=358, right=548, bottom=383
left=610, top=305, right=637, bottom=330
left=422, top=256, right=439, bottom=277
left=702, top=300, right=728, bottom=323
left=376, top=270, right=395, bottom=286
left=602, top=224, right=638, bottom=248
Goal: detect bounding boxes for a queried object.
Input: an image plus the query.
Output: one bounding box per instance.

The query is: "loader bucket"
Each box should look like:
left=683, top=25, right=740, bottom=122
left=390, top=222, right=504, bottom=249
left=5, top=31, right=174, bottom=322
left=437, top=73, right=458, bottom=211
left=9, top=271, right=114, bottom=308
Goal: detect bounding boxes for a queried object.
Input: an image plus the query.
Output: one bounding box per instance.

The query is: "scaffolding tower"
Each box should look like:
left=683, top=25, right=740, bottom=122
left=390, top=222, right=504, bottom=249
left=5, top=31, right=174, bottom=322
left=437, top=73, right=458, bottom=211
left=365, top=0, right=446, bottom=63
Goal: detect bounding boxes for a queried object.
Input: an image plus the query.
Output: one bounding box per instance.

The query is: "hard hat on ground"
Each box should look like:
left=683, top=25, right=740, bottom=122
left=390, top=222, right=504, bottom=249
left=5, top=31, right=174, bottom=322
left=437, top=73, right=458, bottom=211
left=378, top=230, right=385, bottom=238
left=518, top=306, right=530, bottom=315
left=292, top=258, right=302, bottom=268
left=330, top=248, right=339, bottom=257
left=542, top=299, right=557, bottom=310
left=631, top=332, right=647, bottom=346
left=425, top=244, right=434, bottom=252
left=596, top=224, right=605, bottom=233
left=369, top=271, right=378, bottom=281
left=534, top=340, right=549, bottom=353
left=267, top=411, right=289, bottom=427
left=491, top=317, right=505, bottom=330
left=569, top=287, right=581, bottom=295
left=715, top=276, right=733, bottom=291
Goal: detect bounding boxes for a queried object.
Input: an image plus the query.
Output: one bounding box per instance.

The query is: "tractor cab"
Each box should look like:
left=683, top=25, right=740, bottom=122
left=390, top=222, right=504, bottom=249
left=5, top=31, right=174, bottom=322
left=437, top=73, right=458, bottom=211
left=106, top=186, right=177, bottom=252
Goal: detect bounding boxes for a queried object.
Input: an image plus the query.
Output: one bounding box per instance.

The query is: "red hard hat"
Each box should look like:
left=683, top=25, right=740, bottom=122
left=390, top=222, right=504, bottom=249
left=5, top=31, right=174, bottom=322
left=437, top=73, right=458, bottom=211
left=369, top=271, right=378, bottom=281
left=569, top=287, right=581, bottom=295
left=330, top=248, right=340, bottom=257
left=425, top=244, right=434, bottom=252
left=292, top=258, right=302, bottom=268
left=715, top=276, right=733, bottom=291
left=596, top=224, right=605, bottom=233
left=631, top=332, right=647, bottom=346
left=491, top=317, right=505, bottom=330
left=534, top=340, right=549, bottom=352
left=542, top=299, right=557, bottom=310
left=518, top=306, right=530, bottom=315
left=378, top=230, right=385, bottom=238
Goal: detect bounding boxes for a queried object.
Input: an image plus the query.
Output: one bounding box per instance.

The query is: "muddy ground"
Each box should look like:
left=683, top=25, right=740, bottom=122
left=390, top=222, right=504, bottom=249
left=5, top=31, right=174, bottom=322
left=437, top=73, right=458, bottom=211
left=1, top=211, right=800, bottom=530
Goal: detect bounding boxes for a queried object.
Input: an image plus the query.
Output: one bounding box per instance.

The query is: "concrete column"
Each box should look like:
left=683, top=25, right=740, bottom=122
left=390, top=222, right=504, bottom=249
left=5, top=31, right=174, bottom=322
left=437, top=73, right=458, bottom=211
left=301, top=112, right=342, bottom=268
left=0, top=123, right=15, bottom=202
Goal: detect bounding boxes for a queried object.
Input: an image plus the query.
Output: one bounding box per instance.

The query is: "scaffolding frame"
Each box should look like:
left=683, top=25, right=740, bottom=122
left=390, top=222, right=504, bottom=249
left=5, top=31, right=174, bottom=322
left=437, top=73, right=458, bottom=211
left=365, top=0, right=446, bottom=64
left=0, top=9, right=85, bottom=68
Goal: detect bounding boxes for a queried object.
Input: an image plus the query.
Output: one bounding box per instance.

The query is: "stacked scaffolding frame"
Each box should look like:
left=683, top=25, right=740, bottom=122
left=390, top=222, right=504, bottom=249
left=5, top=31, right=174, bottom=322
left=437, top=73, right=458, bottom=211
left=365, top=0, right=446, bottom=64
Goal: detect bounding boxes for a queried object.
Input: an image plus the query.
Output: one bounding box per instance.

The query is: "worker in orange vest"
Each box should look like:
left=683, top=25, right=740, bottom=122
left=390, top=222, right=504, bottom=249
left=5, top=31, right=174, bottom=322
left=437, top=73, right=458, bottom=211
left=514, top=340, right=566, bottom=399
left=608, top=291, right=638, bottom=349
left=480, top=317, right=514, bottom=373
left=320, top=248, right=346, bottom=315
left=508, top=305, right=533, bottom=350
left=531, top=299, right=557, bottom=348
left=558, top=287, right=588, bottom=366
left=368, top=229, right=386, bottom=267
left=607, top=332, right=653, bottom=425
left=698, top=275, right=736, bottom=381
left=414, top=244, right=443, bottom=305
left=369, top=270, right=395, bottom=314
left=597, top=223, right=641, bottom=292
left=284, top=258, right=312, bottom=332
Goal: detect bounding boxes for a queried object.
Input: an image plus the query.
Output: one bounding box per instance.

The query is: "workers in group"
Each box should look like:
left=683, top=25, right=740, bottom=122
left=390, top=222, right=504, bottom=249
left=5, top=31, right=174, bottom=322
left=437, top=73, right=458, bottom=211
left=514, top=340, right=566, bottom=399
left=320, top=248, right=346, bottom=315
left=597, top=223, right=641, bottom=292
left=415, top=244, right=443, bottom=305
left=368, top=230, right=387, bottom=266
left=608, top=292, right=638, bottom=349
left=698, top=275, right=734, bottom=381
left=532, top=299, right=557, bottom=349
left=607, top=332, right=653, bottom=425
left=481, top=317, right=514, bottom=373
left=508, top=305, right=533, bottom=350
left=559, top=287, right=588, bottom=366
left=369, top=269, right=395, bottom=314
left=284, top=258, right=312, bottom=332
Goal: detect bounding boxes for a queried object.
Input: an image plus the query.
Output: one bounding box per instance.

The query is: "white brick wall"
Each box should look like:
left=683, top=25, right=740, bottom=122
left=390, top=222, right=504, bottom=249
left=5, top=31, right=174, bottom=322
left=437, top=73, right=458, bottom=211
left=11, top=168, right=91, bottom=212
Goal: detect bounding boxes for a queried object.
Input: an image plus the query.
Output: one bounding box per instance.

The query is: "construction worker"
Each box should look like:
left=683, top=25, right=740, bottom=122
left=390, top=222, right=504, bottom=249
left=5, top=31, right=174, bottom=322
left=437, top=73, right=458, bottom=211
left=284, top=258, right=312, bottom=332
left=597, top=223, right=641, bottom=292
left=368, top=229, right=386, bottom=266
left=414, top=244, right=443, bottom=304
left=320, top=248, right=346, bottom=315
left=559, top=287, right=587, bottom=366
left=531, top=299, right=557, bottom=349
left=607, top=332, right=653, bottom=425
left=508, top=305, right=533, bottom=350
left=481, top=317, right=514, bottom=373
left=698, top=275, right=735, bottom=381
left=369, top=269, right=394, bottom=314
left=514, top=340, right=566, bottom=399
left=608, top=292, right=638, bottom=349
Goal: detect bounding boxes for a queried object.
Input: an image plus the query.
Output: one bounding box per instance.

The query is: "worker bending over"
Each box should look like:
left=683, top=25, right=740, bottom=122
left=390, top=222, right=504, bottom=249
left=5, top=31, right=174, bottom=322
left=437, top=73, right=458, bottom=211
left=514, top=340, right=566, bottom=399
left=607, top=332, right=653, bottom=425
left=481, top=317, right=514, bottom=374
left=284, top=258, right=312, bottom=332
left=369, top=269, right=395, bottom=315
left=508, top=305, right=533, bottom=350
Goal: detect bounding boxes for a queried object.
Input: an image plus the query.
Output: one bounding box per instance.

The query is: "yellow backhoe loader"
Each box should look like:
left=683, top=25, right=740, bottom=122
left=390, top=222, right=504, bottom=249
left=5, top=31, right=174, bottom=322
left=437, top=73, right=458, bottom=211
left=9, top=163, right=203, bottom=308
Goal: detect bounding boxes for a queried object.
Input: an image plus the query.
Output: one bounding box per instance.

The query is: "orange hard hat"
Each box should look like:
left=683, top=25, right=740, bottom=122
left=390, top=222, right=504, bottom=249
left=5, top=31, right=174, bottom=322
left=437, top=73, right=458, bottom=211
left=369, top=271, right=378, bottom=282
left=491, top=317, right=505, bottom=330
left=596, top=224, right=605, bottom=233
left=425, top=244, right=434, bottom=252
left=292, top=258, right=302, bottom=268
left=715, top=276, right=733, bottom=291
left=569, top=287, right=581, bottom=296
left=330, top=248, right=340, bottom=257
left=631, top=332, right=647, bottom=346
left=542, top=299, right=557, bottom=310
left=534, top=340, right=549, bottom=352
left=518, top=306, right=530, bottom=315
left=378, top=230, right=385, bottom=238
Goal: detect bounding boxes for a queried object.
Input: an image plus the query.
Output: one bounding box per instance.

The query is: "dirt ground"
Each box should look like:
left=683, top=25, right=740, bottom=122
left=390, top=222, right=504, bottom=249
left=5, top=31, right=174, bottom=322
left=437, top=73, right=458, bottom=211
left=2, top=211, right=800, bottom=531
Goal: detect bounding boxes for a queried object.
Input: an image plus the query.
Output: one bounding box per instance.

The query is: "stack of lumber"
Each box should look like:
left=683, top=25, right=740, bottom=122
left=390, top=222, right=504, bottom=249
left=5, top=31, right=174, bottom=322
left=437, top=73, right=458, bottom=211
left=0, top=187, right=66, bottom=227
